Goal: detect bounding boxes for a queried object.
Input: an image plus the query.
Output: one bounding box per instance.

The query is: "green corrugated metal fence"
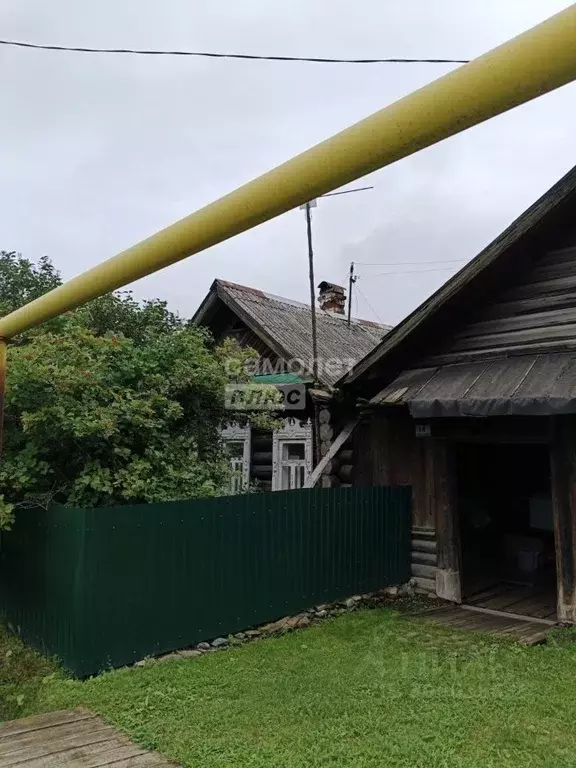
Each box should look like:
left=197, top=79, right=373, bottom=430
left=0, top=486, right=410, bottom=676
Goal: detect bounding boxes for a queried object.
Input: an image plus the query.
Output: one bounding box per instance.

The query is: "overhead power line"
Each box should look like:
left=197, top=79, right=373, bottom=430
left=364, top=266, right=461, bottom=277
left=355, top=286, right=385, bottom=325
left=354, top=264, right=461, bottom=323
left=355, top=259, right=466, bottom=266
left=0, top=38, right=470, bottom=65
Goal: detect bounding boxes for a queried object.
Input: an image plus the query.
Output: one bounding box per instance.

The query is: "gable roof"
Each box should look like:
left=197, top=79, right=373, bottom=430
left=192, top=279, right=391, bottom=387
left=341, top=163, right=576, bottom=391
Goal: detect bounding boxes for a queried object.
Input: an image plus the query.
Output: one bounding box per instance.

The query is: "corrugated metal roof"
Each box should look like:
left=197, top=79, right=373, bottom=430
left=374, top=353, right=576, bottom=417
left=216, top=280, right=390, bottom=386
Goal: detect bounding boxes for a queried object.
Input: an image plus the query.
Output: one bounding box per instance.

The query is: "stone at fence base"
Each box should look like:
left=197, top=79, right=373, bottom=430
left=262, top=613, right=311, bottom=635
left=179, top=649, right=203, bottom=659
left=132, top=581, right=435, bottom=668
left=261, top=618, right=287, bottom=635
left=285, top=614, right=311, bottom=630
left=157, top=652, right=182, bottom=663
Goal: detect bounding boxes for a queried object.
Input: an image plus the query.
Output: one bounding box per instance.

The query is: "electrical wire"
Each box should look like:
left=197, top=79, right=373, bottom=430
left=367, top=266, right=460, bottom=277
left=354, top=258, right=466, bottom=266
left=355, top=285, right=385, bottom=325
left=354, top=264, right=460, bottom=323
left=0, top=39, right=470, bottom=65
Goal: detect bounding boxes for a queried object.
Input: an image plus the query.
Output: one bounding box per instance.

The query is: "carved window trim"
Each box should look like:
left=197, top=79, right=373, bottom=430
left=221, top=423, right=251, bottom=493
left=272, top=418, right=313, bottom=491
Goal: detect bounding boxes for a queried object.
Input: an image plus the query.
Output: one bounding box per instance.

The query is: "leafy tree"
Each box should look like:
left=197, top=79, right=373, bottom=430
left=0, top=252, right=281, bottom=526
left=0, top=326, right=264, bottom=517
left=0, top=251, right=182, bottom=342
left=0, top=252, right=61, bottom=317
left=71, top=291, right=182, bottom=342
left=0, top=252, right=63, bottom=343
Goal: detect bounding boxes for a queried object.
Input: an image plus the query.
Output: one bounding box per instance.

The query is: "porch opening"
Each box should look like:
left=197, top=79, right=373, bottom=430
left=455, top=442, right=557, bottom=621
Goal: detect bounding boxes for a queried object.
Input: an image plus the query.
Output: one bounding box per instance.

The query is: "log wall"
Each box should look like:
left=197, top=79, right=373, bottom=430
left=353, top=410, right=437, bottom=593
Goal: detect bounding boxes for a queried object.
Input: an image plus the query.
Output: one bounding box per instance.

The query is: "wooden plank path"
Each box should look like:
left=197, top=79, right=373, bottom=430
left=465, top=582, right=558, bottom=621
left=0, top=709, right=179, bottom=767
left=404, top=603, right=556, bottom=645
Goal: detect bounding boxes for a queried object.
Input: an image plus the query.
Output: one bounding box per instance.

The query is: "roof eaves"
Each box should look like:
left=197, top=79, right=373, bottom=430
left=339, top=162, right=576, bottom=387
left=190, top=279, right=219, bottom=326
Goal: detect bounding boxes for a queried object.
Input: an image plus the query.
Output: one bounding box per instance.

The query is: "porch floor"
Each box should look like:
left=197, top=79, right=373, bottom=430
left=408, top=603, right=555, bottom=645
left=463, top=580, right=557, bottom=622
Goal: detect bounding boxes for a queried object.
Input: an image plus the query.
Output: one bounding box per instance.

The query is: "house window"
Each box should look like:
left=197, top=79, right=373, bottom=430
left=280, top=442, right=308, bottom=490
left=221, top=424, right=251, bottom=494
left=272, top=419, right=313, bottom=491
left=226, top=441, right=246, bottom=494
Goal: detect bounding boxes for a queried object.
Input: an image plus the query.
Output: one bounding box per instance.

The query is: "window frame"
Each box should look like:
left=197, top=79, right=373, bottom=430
left=221, top=424, right=251, bottom=494
left=272, top=418, right=313, bottom=491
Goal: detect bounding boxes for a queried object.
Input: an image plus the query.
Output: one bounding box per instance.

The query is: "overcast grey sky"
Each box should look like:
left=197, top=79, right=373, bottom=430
left=2, top=0, right=576, bottom=326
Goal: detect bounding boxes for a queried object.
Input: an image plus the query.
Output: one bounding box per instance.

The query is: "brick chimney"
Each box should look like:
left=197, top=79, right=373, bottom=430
left=318, top=281, right=346, bottom=315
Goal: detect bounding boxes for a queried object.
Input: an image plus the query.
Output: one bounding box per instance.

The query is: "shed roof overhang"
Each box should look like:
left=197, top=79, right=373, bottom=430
left=372, top=353, right=576, bottom=418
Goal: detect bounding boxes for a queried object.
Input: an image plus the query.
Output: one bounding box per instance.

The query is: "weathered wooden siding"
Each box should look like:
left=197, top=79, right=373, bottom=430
left=354, top=411, right=431, bottom=524
left=353, top=411, right=437, bottom=593
left=220, top=315, right=282, bottom=367
left=251, top=429, right=273, bottom=489
left=411, top=527, right=437, bottom=594
left=424, top=236, right=576, bottom=366
left=205, top=303, right=282, bottom=370
left=550, top=415, right=576, bottom=623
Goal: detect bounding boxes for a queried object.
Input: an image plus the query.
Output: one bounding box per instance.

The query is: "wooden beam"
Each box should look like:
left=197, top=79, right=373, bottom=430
left=426, top=438, right=462, bottom=602
left=550, top=415, right=576, bottom=624
left=427, top=416, right=549, bottom=444
left=304, top=419, right=358, bottom=488
left=412, top=438, right=434, bottom=528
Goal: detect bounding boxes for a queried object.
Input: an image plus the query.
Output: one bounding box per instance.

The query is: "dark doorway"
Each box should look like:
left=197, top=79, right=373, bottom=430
left=455, top=442, right=557, bottom=620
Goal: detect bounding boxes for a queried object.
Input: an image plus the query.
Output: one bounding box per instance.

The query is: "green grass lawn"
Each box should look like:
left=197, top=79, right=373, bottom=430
left=4, top=608, right=576, bottom=767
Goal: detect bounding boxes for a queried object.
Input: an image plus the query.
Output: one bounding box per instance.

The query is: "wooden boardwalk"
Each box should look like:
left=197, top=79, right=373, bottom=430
left=0, top=709, right=179, bottom=767
left=464, top=581, right=557, bottom=621
left=407, top=594, right=557, bottom=645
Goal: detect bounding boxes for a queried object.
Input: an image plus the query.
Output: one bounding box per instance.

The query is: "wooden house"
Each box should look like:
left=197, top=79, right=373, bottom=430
left=337, top=164, right=576, bottom=624
left=193, top=279, right=390, bottom=493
